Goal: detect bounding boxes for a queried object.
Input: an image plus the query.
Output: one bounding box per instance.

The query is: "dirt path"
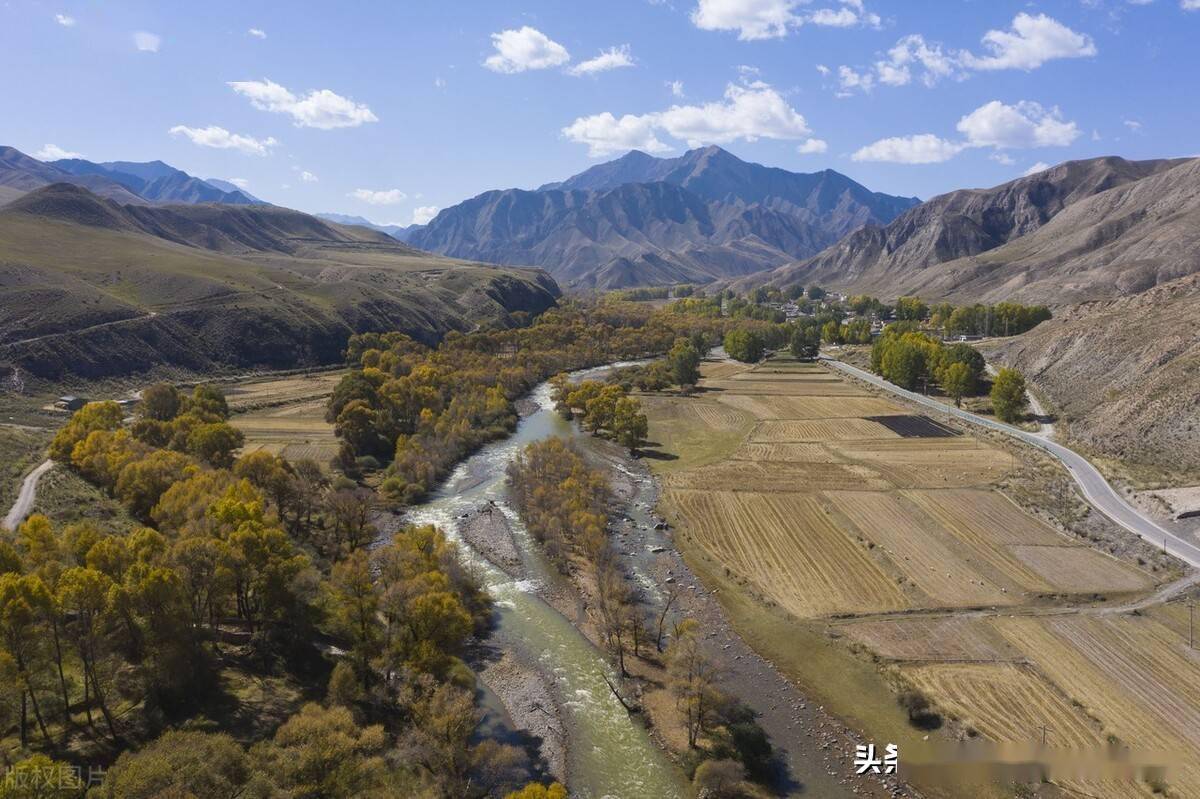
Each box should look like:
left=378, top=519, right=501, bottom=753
left=3, top=458, right=52, bottom=530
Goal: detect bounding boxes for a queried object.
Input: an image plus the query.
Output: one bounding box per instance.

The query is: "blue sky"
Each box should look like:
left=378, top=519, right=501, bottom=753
left=3, top=0, right=1198, bottom=223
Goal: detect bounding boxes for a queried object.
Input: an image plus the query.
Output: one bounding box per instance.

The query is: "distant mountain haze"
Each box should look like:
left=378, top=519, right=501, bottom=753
left=316, top=213, right=419, bottom=241
left=0, top=146, right=261, bottom=208
left=732, top=155, right=1199, bottom=305
left=408, top=146, right=920, bottom=289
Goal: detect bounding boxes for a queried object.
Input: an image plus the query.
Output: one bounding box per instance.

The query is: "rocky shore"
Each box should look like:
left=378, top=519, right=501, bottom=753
left=475, top=646, right=568, bottom=784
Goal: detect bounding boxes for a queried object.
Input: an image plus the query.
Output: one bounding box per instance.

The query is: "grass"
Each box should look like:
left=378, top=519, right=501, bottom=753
left=30, top=466, right=137, bottom=534
left=0, top=424, right=52, bottom=511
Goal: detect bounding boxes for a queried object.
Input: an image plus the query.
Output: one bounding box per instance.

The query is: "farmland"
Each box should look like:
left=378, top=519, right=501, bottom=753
left=226, top=371, right=343, bottom=467
left=642, top=353, right=1192, bottom=797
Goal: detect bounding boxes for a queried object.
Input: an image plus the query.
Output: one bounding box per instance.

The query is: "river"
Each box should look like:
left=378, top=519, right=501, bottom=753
left=403, top=367, right=688, bottom=799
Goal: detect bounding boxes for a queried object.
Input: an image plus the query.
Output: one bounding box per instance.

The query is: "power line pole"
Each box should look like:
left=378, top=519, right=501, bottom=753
left=1038, top=724, right=1052, bottom=746
left=1189, top=600, right=1195, bottom=649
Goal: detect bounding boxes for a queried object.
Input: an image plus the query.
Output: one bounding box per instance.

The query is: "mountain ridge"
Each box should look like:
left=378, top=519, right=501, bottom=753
left=409, top=146, right=919, bottom=289
left=731, top=155, right=1197, bottom=305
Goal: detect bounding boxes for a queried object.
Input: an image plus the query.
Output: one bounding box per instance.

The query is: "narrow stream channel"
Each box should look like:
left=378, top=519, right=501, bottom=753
left=403, top=368, right=688, bottom=799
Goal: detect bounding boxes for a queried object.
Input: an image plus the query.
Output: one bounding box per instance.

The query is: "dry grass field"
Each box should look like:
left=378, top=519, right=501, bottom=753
left=644, top=353, right=1182, bottom=796
left=228, top=372, right=343, bottom=467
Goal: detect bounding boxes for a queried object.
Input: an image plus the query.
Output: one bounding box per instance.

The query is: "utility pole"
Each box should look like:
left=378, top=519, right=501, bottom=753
left=1188, top=600, right=1195, bottom=649
left=1038, top=724, right=1052, bottom=746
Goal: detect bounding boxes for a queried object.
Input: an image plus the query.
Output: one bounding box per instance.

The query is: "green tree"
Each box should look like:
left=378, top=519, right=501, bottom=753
left=939, top=362, right=974, bottom=407
left=990, top=367, right=1028, bottom=423
left=49, top=401, right=124, bottom=461
left=723, top=329, right=765, bottom=363
left=182, top=385, right=230, bottom=421
left=820, top=320, right=842, bottom=345
left=98, top=729, right=255, bottom=799
left=612, top=396, right=648, bottom=451
left=667, top=338, right=702, bottom=391
left=186, top=422, right=245, bottom=469
left=506, top=784, right=568, bottom=799
left=789, top=326, right=819, bottom=360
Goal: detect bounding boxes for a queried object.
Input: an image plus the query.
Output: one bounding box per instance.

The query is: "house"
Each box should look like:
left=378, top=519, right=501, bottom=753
left=55, top=395, right=86, bottom=411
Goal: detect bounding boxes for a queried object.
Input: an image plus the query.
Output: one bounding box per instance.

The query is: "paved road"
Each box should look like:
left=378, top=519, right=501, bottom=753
left=3, top=459, right=52, bottom=531
left=822, top=356, right=1200, bottom=570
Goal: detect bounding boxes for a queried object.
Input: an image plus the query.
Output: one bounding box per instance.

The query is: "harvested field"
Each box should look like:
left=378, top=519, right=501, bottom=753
left=665, top=488, right=910, bottom=617
left=704, top=379, right=869, bottom=396
left=729, top=442, right=841, bottom=463
left=1011, top=545, right=1150, bottom=594
left=222, top=371, right=344, bottom=412
left=824, top=491, right=1013, bottom=607
left=828, top=438, right=1015, bottom=488
left=902, top=662, right=1101, bottom=748
left=232, top=398, right=338, bottom=467
left=750, top=418, right=900, bottom=442
left=699, top=360, right=749, bottom=380
left=716, top=394, right=901, bottom=420
left=841, top=616, right=1023, bottom=662
left=664, top=460, right=889, bottom=493
left=995, top=615, right=1200, bottom=752
left=690, top=401, right=754, bottom=431
left=903, top=489, right=1065, bottom=547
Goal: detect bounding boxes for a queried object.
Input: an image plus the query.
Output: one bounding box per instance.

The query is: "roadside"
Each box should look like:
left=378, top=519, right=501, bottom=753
left=821, top=355, right=1200, bottom=571
left=2, top=458, right=52, bottom=530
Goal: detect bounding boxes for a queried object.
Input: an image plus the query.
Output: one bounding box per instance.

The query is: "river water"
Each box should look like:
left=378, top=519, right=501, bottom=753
left=404, top=369, right=688, bottom=799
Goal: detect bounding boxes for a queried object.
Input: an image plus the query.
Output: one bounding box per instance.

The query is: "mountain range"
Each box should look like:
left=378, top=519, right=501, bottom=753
left=0, top=180, right=557, bottom=382
left=0, top=146, right=262, bottom=208
left=733, top=155, right=1200, bottom=305
left=407, top=146, right=920, bottom=290
left=316, top=213, right=418, bottom=241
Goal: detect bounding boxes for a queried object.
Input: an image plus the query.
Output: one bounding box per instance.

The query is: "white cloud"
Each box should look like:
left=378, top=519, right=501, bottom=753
left=563, top=79, right=811, bottom=156
left=796, top=138, right=828, bottom=154
left=835, top=15, right=1093, bottom=97
left=668, top=80, right=686, bottom=97
left=1024, top=161, right=1051, bottom=176
left=837, top=65, right=874, bottom=93
left=690, top=0, right=876, bottom=39
left=989, top=152, right=1015, bottom=165
left=34, top=143, right=82, bottom=160
left=568, top=45, right=635, bottom=76
left=228, top=79, right=378, bottom=129
left=956, top=100, right=1080, bottom=148
left=300, top=171, right=318, bottom=183
left=962, top=13, right=1096, bottom=71
left=483, top=26, right=569, bottom=73
left=412, top=206, right=439, bottom=225
left=1185, top=0, right=1200, bottom=10
left=55, top=13, right=75, bottom=27
left=853, top=100, right=1080, bottom=165
left=350, top=188, right=407, bottom=205
left=1123, top=118, right=1143, bottom=132
left=133, top=31, right=160, bottom=52
left=248, top=28, right=266, bottom=39
left=168, top=125, right=279, bottom=155
left=434, top=76, right=447, bottom=89
left=852, top=134, right=965, bottom=164
left=227, top=178, right=250, bottom=188
left=562, top=112, right=671, bottom=157
left=691, top=0, right=801, bottom=40
left=815, top=64, right=830, bottom=76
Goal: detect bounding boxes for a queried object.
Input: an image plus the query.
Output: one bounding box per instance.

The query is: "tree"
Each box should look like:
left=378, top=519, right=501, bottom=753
left=612, top=396, right=648, bottom=451
left=939, top=362, right=974, bottom=407
left=895, top=296, right=928, bottom=321
left=667, top=618, right=723, bottom=748
left=186, top=422, right=244, bottom=469
left=98, top=729, right=255, bottom=799
left=820, top=320, right=842, bottom=345
left=807, top=286, right=826, bottom=301
left=331, top=550, right=382, bottom=681
left=990, top=367, right=1028, bottom=423
left=182, top=385, right=230, bottom=421
left=667, top=338, right=702, bottom=391
left=789, top=326, right=819, bottom=361
left=115, top=449, right=194, bottom=518
left=139, top=384, right=181, bottom=422
left=49, top=401, right=124, bottom=461
left=723, top=329, right=765, bottom=363
left=56, top=566, right=121, bottom=742
left=255, top=703, right=390, bottom=797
